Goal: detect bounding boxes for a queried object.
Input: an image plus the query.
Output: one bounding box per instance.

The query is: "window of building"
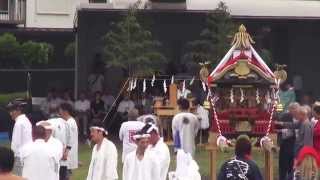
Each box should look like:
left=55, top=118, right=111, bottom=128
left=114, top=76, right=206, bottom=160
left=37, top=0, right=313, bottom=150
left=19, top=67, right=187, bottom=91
left=0, top=0, right=8, bottom=12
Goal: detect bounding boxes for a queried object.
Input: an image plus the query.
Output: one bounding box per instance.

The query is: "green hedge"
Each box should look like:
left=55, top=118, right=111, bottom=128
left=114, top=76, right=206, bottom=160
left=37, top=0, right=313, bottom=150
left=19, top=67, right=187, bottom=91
left=0, top=92, right=26, bottom=106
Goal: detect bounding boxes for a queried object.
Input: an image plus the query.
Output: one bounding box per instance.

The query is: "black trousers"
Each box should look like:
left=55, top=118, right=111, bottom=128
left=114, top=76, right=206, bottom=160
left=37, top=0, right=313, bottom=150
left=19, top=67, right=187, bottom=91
left=59, top=166, right=69, bottom=180
left=279, top=138, right=295, bottom=180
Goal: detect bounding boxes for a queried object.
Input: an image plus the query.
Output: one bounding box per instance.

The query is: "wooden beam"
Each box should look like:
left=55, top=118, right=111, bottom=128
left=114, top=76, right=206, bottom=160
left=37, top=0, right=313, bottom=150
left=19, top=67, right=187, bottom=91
left=207, top=132, right=218, bottom=180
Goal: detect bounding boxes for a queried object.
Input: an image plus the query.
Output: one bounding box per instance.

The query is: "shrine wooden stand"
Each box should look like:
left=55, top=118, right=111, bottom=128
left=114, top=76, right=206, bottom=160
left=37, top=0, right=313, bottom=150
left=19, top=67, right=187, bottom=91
left=154, top=84, right=196, bottom=143
left=154, top=84, right=179, bottom=142
left=207, top=132, right=277, bottom=180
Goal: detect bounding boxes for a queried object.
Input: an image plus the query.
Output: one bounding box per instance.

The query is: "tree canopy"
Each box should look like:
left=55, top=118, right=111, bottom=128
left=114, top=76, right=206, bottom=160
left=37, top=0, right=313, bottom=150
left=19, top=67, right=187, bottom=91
left=0, top=33, right=53, bottom=68
left=102, top=1, right=166, bottom=77
left=182, top=2, right=235, bottom=67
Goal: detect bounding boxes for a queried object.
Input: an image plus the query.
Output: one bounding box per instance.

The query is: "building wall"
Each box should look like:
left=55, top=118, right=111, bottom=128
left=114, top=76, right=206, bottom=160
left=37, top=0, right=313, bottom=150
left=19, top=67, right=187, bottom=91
left=25, top=0, right=147, bottom=29
left=25, top=0, right=87, bottom=28
left=287, top=21, right=320, bottom=98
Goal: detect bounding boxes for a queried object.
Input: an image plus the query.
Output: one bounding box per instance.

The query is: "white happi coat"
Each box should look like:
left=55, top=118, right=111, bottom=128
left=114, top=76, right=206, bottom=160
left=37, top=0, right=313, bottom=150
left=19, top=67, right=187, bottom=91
left=66, top=117, right=78, bottom=170
left=11, top=114, right=32, bottom=158
left=119, top=121, right=145, bottom=162
left=86, top=138, right=118, bottom=180
left=21, top=139, right=57, bottom=180
left=172, top=112, right=200, bottom=156
left=47, top=117, right=71, bottom=167
left=123, top=150, right=161, bottom=180
left=196, top=105, right=209, bottom=129
left=149, top=138, right=170, bottom=180
left=47, top=136, right=63, bottom=179
left=168, top=149, right=201, bottom=180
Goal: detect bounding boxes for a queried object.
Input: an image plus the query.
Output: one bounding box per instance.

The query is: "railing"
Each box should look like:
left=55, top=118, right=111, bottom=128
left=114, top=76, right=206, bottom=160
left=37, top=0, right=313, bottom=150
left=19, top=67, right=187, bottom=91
left=0, top=0, right=26, bottom=24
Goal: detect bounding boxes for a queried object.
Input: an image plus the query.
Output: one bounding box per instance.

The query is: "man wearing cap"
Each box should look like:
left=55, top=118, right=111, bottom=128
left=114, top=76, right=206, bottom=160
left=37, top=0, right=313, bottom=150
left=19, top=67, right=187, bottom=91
left=7, top=99, right=32, bottom=176
left=86, top=121, right=118, bottom=180
left=123, top=126, right=161, bottom=180
left=20, top=126, right=57, bottom=180
left=37, top=121, right=63, bottom=180
left=59, top=103, right=78, bottom=180
left=144, top=123, right=170, bottom=180
left=119, top=108, right=145, bottom=163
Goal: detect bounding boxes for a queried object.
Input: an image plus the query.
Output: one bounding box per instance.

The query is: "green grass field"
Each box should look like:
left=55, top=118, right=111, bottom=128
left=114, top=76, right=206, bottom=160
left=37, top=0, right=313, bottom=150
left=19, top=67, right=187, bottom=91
left=72, top=141, right=279, bottom=180
left=0, top=93, right=280, bottom=180
left=0, top=140, right=279, bottom=180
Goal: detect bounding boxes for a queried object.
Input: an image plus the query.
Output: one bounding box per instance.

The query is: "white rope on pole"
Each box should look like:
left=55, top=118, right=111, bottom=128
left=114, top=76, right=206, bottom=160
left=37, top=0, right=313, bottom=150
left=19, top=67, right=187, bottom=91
left=103, top=78, right=130, bottom=123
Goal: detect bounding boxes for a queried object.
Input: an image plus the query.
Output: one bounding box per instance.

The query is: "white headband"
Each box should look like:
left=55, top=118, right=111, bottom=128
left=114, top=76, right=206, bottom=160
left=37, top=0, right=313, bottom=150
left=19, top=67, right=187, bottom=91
left=90, top=126, right=108, bottom=135
left=146, top=125, right=159, bottom=134
left=132, top=134, right=150, bottom=140
left=36, top=121, right=54, bottom=130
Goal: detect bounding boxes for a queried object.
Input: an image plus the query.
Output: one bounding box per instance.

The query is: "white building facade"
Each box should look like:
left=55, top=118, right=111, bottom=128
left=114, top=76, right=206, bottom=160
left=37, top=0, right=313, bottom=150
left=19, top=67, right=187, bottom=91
left=1, top=0, right=320, bottom=28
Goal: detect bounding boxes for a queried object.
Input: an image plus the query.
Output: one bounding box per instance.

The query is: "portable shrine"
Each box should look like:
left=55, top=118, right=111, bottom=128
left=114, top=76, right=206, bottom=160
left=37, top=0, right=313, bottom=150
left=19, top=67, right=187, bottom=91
left=206, top=24, right=286, bottom=180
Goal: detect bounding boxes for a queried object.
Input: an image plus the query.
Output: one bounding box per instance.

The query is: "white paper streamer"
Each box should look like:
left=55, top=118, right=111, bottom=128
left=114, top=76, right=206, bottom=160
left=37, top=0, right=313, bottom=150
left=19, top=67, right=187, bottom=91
left=163, top=80, right=167, bottom=93
left=143, top=79, right=146, bottom=93
left=272, top=88, right=276, bottom=100
left=128, top=79, right=134, bottom=91
left=151, top=75, right=155, bottom=87
left=127, top=80, right=131, bottom=92
left=171, top=75, right=174, bottom=85
left=256, top=89, right=260, bottom=104
left=266, top=91, right=271, bottom=104
left=182, top=80, right=186, bottom=94
left=240, top=88, right=244, bottom=103
left=274, top=78, right=281, bottom=89
left=189, top=76, right=195, bottom=86
left=132, top=78, right=137, bottom=89
left=131, top=79, right=134, bottom=91
left=202, top=82, right=207, bottom=92
left=230, top=88, right=234, bottom=104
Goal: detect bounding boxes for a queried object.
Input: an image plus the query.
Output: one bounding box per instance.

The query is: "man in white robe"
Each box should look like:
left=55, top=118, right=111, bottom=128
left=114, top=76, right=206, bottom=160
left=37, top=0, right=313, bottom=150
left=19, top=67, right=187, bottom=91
left=47, top=108, right=72, bottom=180
left=123, top=127, right=161, bottom=180
left=21, top=126, right=57, bottom=180
left=145, top=124, right=170, bottom=180
left=7, top=100, right=32, bottom=176
left=86, top=121, right=118, bottom=180
left=37, top=121, right=64, bottom=180
left=194, top=99, right=209, bottom=130
left=168, top=149, right=201, bottom=180
left=172, top=98, right=200, bottom=156
left=119, top=112, right=145, bottom=162
left=59, top=103, right=79, bottom=180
